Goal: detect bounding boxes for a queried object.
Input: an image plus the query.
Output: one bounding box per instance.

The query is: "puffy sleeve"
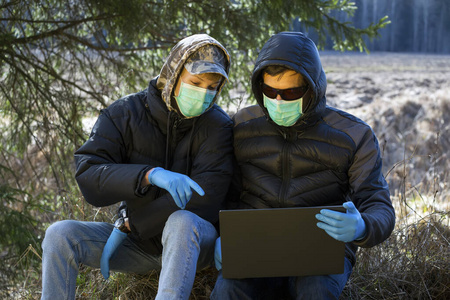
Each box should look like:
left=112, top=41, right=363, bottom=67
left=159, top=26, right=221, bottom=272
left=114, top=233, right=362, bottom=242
left=74, top=105, right=153, bottom=207
left=348, top=125, right=396, bottom=248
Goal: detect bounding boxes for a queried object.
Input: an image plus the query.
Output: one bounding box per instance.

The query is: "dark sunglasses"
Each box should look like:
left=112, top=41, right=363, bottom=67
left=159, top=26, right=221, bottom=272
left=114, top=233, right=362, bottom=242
left=261, top=83, right=309, bottom=100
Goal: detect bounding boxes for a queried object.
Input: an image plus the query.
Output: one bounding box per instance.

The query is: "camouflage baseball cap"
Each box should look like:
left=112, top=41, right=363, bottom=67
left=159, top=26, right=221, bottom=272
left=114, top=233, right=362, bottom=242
left=184, top=45, right=229, bottom=80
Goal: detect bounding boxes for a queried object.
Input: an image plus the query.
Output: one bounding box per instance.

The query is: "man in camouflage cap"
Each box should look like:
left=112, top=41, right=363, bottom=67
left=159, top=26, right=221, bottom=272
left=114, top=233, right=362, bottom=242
left=41, top=34, right=233, bottom=300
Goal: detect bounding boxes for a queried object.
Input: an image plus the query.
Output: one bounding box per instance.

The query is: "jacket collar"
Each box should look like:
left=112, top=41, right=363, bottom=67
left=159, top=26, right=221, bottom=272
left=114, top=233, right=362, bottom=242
left=146, top=78, right=194, bottom=135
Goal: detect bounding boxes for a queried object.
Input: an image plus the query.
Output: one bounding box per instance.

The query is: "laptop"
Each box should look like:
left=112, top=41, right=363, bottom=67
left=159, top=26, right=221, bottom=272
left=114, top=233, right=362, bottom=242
left=219, top=206, right=346, bottom=279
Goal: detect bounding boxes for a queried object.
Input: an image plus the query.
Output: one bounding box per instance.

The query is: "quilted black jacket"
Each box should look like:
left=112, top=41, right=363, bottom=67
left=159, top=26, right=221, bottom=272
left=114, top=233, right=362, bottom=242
left=232, top=32, right=395, bottom=265
left=74, top=35, right=234, bottom=254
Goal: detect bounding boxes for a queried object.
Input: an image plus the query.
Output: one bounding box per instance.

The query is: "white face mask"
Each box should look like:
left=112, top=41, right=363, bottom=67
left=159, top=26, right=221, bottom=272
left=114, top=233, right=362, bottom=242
left=263, top=95, right=303, bottom=127
left=175, top=82, right=216, bottom=118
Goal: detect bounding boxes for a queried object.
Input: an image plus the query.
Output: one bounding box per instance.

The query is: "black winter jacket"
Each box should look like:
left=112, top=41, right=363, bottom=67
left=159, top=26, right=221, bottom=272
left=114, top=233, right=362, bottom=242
left=232, top=32, right=395, bottom=266
left=74, top=35, right=234, bottom=254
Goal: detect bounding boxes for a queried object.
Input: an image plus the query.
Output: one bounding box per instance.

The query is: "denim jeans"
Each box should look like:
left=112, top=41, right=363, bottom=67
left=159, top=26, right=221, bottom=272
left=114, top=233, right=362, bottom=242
left=210, top=258, right=352, bottom=300
left=41, top=210, right=217, bottom=300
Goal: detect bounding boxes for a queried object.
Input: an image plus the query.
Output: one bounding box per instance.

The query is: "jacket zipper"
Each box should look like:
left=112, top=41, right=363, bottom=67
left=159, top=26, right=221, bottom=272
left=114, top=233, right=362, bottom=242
left=279, top=132, right=291, bottom=207
left=167, top=116, right=180, bottom=169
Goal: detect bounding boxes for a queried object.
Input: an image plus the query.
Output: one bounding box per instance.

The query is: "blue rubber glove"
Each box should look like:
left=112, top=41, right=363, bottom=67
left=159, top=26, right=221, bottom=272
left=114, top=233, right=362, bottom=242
left=214, top=237, right=222, bottom=271
left=148, top=167, right=205, bottom=209
left=315, top=202, right=367, bottom=243
left=100, top=227, right=127, bottom=280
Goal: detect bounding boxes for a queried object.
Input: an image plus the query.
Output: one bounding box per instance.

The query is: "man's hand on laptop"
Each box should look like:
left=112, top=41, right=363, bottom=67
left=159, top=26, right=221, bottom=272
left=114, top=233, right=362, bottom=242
left=315, top=202, right=367, bottom=243
left=214, top=237, right=222, bottom=271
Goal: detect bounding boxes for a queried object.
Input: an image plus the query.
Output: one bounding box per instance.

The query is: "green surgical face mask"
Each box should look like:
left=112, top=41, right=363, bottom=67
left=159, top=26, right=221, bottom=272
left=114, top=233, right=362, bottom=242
left=263, top=94, right=303, bottom=127
left=175, top=81, right=217, bottom=118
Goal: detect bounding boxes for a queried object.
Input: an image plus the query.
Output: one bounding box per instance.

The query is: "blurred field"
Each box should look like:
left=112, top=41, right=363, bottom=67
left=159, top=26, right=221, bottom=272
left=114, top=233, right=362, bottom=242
left=323, top=52, right=450, bottom=206
left=4, top=52, right=450, bottom=299
left=323, top=52, right=450, bottom=299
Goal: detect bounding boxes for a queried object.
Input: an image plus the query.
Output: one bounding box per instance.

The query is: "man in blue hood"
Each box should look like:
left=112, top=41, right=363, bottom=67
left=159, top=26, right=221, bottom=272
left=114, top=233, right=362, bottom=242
left=212, top=32, right=395, bottom=299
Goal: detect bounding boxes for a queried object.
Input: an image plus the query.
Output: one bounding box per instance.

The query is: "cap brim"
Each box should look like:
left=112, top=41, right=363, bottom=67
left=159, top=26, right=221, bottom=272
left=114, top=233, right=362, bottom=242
left=184, top=61, right=229, bottom=81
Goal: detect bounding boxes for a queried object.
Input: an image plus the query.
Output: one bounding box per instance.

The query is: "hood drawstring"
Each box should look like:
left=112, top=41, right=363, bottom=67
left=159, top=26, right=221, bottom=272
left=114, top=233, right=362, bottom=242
left=164, top=111, right=172, bottom=170
left=186, top=118, right=197, bottom=176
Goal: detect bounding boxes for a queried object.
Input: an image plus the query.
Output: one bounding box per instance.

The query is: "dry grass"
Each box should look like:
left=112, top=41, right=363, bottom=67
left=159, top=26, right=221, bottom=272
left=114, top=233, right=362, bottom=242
left=75, top=265, right=218, bottom=299
left=342, top=203, right=449, bottom=299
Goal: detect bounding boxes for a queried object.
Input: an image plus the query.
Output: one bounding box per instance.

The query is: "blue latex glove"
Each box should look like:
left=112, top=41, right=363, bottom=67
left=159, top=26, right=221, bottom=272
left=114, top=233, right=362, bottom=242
left=214, top=237, right=222, bottom=271
left=315, top=202, right=366, bottom=243
left=100, top=227, right=127, bottom=280
left=148, top=167, right=205, bottom=209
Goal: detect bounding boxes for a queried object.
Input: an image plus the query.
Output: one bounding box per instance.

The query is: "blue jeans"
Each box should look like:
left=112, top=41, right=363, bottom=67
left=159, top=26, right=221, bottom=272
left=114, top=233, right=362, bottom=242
left=41, top=210, right=217, bottom=300
left=211, top=258, right=352, bottom=300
